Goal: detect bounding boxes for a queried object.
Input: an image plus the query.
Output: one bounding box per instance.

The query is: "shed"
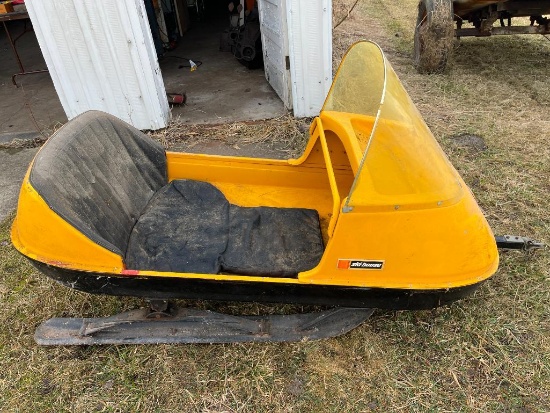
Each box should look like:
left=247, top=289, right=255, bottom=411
left=25, top=0, right=333, bottom=130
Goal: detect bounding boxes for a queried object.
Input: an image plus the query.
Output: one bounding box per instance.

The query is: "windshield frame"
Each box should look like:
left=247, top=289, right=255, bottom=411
left=322, top=41, right=388, bottom=213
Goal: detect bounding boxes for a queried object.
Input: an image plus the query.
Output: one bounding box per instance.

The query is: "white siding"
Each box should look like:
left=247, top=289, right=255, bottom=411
left=286, top=0, right=332, bottom=117
left=26, top=0, right=169, bottom=130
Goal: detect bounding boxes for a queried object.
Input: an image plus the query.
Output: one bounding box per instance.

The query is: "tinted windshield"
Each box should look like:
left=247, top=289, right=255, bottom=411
left=323, top=42, right=385, bottom=119
left=322, top=41, right=462, bottom=211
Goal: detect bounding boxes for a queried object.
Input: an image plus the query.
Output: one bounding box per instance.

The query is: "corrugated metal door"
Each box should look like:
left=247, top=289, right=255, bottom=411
left=257, top=0, right=292, bottom=109
left=26, top=0, right=170, bottom=130
left=286, top=0, right=332, bottom=117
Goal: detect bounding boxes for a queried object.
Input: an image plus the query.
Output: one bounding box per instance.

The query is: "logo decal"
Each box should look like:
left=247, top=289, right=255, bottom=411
left=337, top=259, right=384, bottom=270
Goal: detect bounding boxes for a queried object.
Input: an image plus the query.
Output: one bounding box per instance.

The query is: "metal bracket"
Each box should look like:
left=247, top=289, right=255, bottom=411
left=495, top=235, right=545, bottom=251
left=34, top=306, right=374, bottom=345
left=479, top=12, right=499, bottom=35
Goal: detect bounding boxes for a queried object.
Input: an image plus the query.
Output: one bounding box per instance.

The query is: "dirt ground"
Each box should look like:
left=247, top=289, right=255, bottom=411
left=0, top=1, right=549, bottom=412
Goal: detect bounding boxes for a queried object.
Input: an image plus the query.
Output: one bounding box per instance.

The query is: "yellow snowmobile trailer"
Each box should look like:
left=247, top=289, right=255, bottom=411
left=12, top=41, right=527, bottom=345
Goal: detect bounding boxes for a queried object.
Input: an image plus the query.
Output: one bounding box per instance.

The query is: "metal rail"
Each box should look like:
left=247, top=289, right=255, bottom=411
left=456, top=24, right=550, bottom=36
left=35, top=304, right=374, bottom=345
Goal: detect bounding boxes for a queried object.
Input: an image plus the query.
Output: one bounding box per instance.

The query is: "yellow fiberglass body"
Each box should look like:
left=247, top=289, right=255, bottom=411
left=11, top=41, right=498, bottom=310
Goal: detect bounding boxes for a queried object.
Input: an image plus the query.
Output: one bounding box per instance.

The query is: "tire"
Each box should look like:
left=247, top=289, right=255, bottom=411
left=413, top=0, right=454, bottom=73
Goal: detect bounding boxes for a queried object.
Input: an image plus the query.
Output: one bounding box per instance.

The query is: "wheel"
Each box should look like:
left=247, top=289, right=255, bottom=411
left=413, top=0, right=454, bottom=73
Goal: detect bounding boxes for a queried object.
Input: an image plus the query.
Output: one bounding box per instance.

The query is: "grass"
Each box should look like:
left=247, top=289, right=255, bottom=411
left=1, top=0, right=549, bottom=411
left=147, top=113, right=312, bottom=159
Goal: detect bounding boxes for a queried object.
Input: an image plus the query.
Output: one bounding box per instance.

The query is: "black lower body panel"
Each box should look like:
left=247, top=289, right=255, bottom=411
left=31, top=260, right=483, bottom=311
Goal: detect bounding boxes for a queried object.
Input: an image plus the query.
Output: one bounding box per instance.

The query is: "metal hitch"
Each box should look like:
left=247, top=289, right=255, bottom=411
left=495, top=235, right=544, bottom=251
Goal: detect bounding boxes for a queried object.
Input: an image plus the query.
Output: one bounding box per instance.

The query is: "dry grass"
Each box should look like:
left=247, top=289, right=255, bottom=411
left=0, top=136, right=48, bottom=150
left=1, top=0, right=550, bottom=411
left=0, top=122, right=62, bottom=150
left=147, top=113, right=311, bottom=159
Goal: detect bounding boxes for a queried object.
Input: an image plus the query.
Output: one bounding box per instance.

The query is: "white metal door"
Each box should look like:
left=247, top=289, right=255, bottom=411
left=26, top=0, right=170, bottom=130
left=287, top=0, right=332, bottom=117
left=257, top=0, right=292, bottom=109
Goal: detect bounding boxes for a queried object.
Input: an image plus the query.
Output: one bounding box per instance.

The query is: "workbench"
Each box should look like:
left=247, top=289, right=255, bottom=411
left=1, top=11, right=48, bottom=86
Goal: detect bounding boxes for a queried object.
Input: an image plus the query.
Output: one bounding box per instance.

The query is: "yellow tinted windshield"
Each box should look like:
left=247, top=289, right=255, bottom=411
left=322, top=41, right=462, bottom=211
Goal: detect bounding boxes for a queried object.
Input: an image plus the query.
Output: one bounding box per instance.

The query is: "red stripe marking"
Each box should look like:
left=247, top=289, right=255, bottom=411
left=121, top=269, right=139, bottom=276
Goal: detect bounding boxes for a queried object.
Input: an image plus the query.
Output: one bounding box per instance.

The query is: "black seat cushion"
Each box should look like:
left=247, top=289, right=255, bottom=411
left=30, top=111, right=167, bottom=256
left=223, top=206, right=325, bottom=276
left=125, top=180, right=324, bottom=277
left=125, top=180, right=230, bottom=274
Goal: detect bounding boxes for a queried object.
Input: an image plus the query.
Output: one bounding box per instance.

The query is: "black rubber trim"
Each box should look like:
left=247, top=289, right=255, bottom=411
left=29, top=259, right=484, bottom=310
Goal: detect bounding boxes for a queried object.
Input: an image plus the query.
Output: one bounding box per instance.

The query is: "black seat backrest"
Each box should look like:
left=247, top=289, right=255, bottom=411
left=30, top=111, right=167, bottom=256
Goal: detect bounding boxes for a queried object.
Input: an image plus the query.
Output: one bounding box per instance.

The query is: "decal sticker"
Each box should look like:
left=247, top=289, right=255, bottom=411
left=337, top=259, right=384, bottom=270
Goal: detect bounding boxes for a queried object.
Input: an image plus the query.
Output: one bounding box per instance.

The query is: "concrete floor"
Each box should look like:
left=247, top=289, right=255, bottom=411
left=0, top=16, right=284, bottom=136
left=0, top=147, right=38, bottom=222
left=0, top=20, right=65, bottom=135
left=161, top=17, right=285, bottom=124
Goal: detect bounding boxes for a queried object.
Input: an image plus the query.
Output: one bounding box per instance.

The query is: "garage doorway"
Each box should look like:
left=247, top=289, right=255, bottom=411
left=158, top=0, right=285, bottom=124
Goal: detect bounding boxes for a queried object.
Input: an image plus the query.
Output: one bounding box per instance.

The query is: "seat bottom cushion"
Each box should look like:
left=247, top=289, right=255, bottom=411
left=125, top=180, right=324, bottom=277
